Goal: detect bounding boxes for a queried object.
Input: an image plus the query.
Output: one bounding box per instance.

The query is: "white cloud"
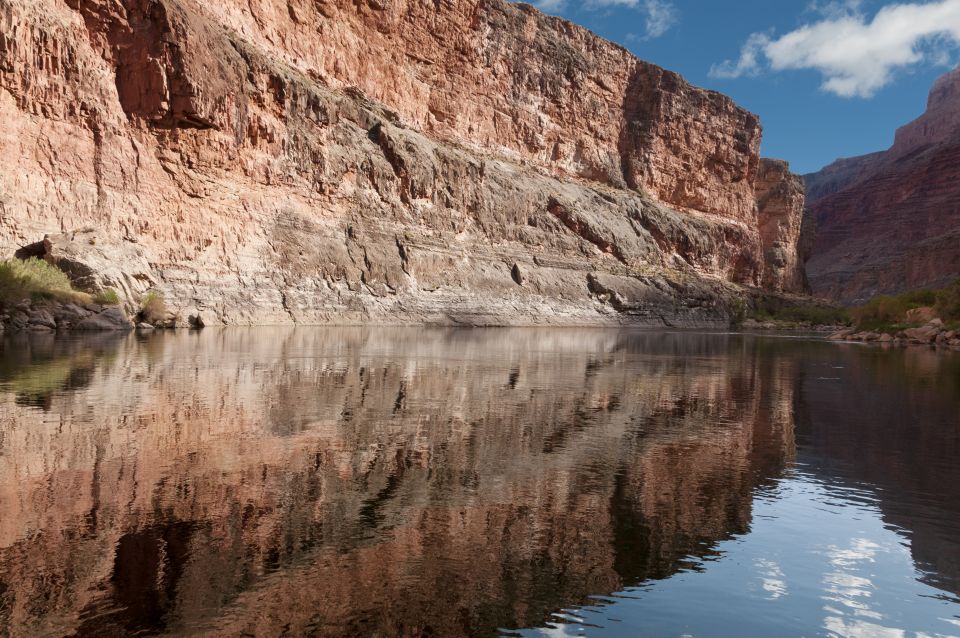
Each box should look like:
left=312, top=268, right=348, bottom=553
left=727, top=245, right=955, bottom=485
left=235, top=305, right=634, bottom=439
left=710, top=0, right=960, bottom=98
left=640, top=0, right=677, bottom=39
left=709, top=33, right=772, bottom=79
left=532, top=0, right=566, bottom=10
left=532, top=0, right=677, bottom=40
left=805, top=0, right=866, bottom=19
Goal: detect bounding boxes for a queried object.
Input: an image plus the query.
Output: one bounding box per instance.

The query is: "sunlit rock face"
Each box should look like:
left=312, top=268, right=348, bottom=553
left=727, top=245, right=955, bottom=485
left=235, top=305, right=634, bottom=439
left=0, top=0, right=802, bottom=327
left=755, top=159, right=807, bottom=294
left=0, top=329, right=796, bottom=636
left=804, top=66, right=960, bottom=304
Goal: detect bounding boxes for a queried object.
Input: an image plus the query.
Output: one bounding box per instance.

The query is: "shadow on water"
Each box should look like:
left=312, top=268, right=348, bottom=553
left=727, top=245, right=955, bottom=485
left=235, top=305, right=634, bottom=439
left=0, top=328, right=955, bottom=636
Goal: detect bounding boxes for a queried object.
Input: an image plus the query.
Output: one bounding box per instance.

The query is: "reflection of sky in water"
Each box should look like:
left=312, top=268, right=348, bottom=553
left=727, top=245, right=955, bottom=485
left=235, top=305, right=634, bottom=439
left=515, top=468, right=960, bottom=637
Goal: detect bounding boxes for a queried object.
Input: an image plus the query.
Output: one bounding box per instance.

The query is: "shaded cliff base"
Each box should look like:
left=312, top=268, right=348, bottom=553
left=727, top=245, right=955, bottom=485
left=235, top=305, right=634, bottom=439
left=14, top=227, right=957, bottom=342
left=1, top=226, right=814, bottom=333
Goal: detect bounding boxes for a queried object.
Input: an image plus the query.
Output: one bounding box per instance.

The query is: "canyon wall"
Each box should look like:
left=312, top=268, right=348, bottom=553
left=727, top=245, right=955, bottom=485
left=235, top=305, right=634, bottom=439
left=805, top=66, right=960, bottom=304
left=755, top=159, right=807, bottom=293
left=0, top=0, right=805, bottom=326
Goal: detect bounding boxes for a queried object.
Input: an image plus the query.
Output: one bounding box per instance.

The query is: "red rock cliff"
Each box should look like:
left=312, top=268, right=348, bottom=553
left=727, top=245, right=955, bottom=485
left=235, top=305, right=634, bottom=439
left=805, top=66, right=960, bottom=304
left=0, top=0, right=805, bottom=326
left=756, top=159, right=807, bottom=293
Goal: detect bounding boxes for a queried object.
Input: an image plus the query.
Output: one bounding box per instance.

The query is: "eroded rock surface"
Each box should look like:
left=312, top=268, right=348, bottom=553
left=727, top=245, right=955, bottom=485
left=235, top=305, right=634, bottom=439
left=756, top=159, right=807, bottom=293
left=805, top=66, right=960, bottom=304
left=0, top=0, right=804, bottom=326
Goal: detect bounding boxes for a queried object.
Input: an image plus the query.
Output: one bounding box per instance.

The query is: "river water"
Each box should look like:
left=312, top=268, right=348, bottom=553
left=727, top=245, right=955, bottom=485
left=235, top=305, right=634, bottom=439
left=0, top=329, right=957, bottom=637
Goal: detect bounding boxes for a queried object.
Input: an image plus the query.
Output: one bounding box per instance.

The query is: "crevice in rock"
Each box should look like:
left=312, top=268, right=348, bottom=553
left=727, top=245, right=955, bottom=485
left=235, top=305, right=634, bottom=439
left=548, top=198, right=627, bottom=265
left=586, top=274, right=627, bottom=312
left=395, top=236, right=410, bottom=275
left=368, top=122, right=411, bottom=203
left=92, top=119, right=106, bottom=217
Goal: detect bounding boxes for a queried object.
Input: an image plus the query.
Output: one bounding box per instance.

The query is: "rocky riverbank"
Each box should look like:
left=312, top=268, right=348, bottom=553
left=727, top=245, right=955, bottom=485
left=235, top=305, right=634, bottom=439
left=828, top=318, right=960, bottom=350
left=0, top=300, right=132, bottom=334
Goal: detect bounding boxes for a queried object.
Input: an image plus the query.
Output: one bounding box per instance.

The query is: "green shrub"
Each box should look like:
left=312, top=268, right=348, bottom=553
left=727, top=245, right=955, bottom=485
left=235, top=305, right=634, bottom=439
left=852, top=280, right=960, bottom=330
left=747, top=296, right=849, bottom=326
left=0, top=258, right=88, bottom=305
left=850, top=295, right=905, bottom=328
left=935, top=280, right=960, bottom=322
left=93, top=288, right=120, bottom=305
left=140, top=291, right=167, bottom=324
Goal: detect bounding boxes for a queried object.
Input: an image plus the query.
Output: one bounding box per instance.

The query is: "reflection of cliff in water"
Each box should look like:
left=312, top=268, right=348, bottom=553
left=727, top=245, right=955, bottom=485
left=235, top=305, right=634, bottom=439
left=0, top=329, right=796, bottom=636
left=792, top=344, right=960, bottom=599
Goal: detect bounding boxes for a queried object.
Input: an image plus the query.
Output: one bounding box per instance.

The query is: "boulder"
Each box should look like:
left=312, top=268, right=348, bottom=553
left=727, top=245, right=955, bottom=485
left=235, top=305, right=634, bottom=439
left=511, top=263, right=525, bottom=286
left=905, top=307, right=938, bottom=323
left=904, top=325, right=940, bottom=343
left=8, top=311, right=28, bottom=331
left=27, top=308, right=56, bottom=329
left=828, top=328, right=856, bottom=340
left=878, top=333, right=894, bottom=343
left=53, top=303, right=92, bottom=327
left=74, top=307, right=133, bottom=331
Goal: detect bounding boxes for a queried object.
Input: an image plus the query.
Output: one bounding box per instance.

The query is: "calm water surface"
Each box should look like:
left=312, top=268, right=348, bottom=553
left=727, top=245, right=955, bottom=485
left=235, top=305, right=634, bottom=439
left=0, top=329, right=957, bottom=637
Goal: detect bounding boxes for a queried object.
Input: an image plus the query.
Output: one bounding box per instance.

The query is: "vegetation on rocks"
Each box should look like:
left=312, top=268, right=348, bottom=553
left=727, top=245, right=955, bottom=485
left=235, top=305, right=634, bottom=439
left=829, top=280, right=960, bottom=348
left=851, top=280, right=960, bottom=332
left=139, top=291, right=167, bottom=325
left=737, top=295, right=850, bottom=328
left=93, top=288, right=120, bottom=305
left=935, top=279, right=960, bottom=324
left=0, top=258, right=89, bottom=305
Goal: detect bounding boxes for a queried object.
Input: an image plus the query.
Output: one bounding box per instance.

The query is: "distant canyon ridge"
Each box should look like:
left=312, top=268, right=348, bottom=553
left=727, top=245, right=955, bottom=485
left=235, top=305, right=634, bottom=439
left=4, top=0, right=806, bottom=325
left=804, top=65, right=960, bottom=305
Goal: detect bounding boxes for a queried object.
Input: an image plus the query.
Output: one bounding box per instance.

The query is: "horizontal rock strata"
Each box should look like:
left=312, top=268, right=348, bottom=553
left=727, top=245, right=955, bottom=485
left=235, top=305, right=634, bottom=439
left=0, top=0, right=805, bottom=326
left=805, top=66, right=960, bottom=304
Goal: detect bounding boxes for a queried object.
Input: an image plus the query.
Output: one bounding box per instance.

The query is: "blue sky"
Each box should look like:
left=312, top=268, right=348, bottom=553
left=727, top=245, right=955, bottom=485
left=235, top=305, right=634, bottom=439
left=528, top=0, right=960, bottom=174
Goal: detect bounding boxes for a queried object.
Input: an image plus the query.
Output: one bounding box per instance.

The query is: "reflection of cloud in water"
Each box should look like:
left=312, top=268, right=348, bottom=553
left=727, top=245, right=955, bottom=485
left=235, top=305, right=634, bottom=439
left=755, top=558, right=787, bottom=600
left=822, top=537, right=907, bottom=634
left=521, top=474, right=960, bottom=637
left=822, top=616, right=906, bottom=638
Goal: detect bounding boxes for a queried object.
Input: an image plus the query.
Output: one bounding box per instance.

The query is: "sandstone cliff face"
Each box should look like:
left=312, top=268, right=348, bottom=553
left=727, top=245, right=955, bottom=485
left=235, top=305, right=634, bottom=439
left=805, top=66, right=960, bottom=304
left=0, top=0, right=804, bottom=326
left=755, top=159, right=807, bottom=293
